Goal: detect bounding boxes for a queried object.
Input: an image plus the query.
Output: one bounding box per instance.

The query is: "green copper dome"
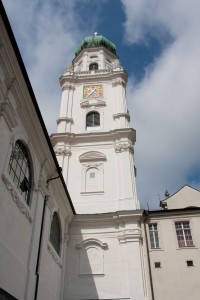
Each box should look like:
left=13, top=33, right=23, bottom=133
left=75, top=33, right=116, bottom=56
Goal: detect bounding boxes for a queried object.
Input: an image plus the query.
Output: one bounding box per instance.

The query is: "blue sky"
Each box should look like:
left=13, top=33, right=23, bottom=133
left=2, top=0, right=200, bottom=209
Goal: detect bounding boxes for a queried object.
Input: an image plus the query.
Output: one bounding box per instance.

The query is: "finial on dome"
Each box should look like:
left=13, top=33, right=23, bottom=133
left=93, top=32, right=98, bottom=36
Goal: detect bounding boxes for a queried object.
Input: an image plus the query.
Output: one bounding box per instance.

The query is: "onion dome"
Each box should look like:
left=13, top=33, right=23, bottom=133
left=75, top=32, right=116, bottom=56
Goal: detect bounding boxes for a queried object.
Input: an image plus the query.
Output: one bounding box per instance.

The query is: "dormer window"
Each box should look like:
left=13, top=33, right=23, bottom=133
left=89, top=63, right=98, bottom=71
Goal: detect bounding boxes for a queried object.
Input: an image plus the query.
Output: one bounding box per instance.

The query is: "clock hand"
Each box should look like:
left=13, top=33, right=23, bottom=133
left=88, top=88, right=96, bottom=95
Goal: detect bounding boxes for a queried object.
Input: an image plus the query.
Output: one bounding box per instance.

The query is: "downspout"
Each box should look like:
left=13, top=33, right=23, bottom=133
left=34, top=174, right=60, bottom=300
left=144, top=212, right=155, bottom=300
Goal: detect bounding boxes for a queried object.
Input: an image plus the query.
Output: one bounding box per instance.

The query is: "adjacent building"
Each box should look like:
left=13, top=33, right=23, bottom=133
left=145, top=185, right=200, bottom=300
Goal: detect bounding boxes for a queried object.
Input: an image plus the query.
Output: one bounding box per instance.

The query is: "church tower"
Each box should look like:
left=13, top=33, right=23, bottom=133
left=51, top=34, right=150, bottom=300
left=51, top=33, right=139, bottom=214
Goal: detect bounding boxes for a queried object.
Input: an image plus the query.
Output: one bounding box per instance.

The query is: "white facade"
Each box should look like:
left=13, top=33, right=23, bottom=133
left=51, top=35, right=150, bottom=300
left=145, top=185, right=200, bottom=300
left=51, top=39, right=139, bottom=214
left=0, top=7, right=74, bottom=300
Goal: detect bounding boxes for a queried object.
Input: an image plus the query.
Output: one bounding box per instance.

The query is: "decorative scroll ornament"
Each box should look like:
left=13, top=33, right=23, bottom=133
left=65, top=64, right=74, bottom=73
left=114, top=141, right=134, bottom=153
left=112, top=78, right=126, bottom=87
left=47, top=243, right=62, bottom=268
left=2, top=174, right=33, bottom=223
left=54, top=145, right=71, bottom=156
left=112, top=59, right=122, bottom=69
left=61, top=82, right=75, bottom=91
left=82, top=161, right=103, bottom=168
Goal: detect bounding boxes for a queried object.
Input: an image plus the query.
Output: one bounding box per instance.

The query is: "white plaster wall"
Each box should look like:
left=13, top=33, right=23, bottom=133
left=147, top=214, right=200, bottom=300
left=0, top=19, right=74, bottom=299
left=64, top=213, right=148, bottom=300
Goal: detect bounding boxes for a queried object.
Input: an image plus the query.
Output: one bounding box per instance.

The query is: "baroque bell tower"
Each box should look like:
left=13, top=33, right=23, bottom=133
left=51, top=34, right=150, bottom=300
left=51, top=33, right=139, bottom=214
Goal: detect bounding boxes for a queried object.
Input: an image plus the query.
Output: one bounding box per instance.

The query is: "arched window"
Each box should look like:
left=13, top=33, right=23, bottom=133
left=86, top=111, right=100, bottom=127
left=50, top=213, right=61, bottom=255
left=89, top=63, right=98, bottom=71
left=8, top=140, right=32, bottom=205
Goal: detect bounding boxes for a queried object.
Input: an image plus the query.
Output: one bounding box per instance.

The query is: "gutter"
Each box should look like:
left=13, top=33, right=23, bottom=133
left=143, top=211, right=155, bottom=300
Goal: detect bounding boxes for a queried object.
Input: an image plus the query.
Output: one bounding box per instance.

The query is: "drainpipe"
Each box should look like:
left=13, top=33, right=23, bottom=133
left=144, top=212, right=155, bottom=300
left=34, top=174, right=60, bottom=300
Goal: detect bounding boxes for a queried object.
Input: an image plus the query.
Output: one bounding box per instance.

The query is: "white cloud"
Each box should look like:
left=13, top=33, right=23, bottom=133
left=2, top=0, right=86, bottom=133
left=122, top=0, right=200, bottom=208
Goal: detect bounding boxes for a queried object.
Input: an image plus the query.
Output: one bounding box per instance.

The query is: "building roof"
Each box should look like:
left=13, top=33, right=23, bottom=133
left=75, top=33, right=117, bottom=56
left=160, top=184, right=200, bottom=210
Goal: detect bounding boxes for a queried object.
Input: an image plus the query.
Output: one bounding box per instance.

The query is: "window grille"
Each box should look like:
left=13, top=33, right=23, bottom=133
left=50, top=213, right=61, bottom=255
left=8, top=140, right=32, bottom=205
left=149, top=223, right=160, bottom=249
left=175, top=221, right=193, bottom=247
left=89, top=63, right=98, bottom=70
left=86, top=111, right=100, bottom=127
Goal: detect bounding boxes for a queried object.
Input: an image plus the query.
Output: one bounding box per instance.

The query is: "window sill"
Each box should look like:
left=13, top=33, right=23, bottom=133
left=1, top=173, right=33, bottom=223
left=79, top=273, right=105, bottom=277
left=47, top=242, right=62, bottom=268
left=149, top=247, right=163, bottom=252
left=176, top=245, right=197, bottom=250
left=81, top=191, right=104, bottom=195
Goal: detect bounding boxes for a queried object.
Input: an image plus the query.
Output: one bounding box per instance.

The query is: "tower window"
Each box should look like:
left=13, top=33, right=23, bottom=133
left=50, top=212, right=61, bottom=255
left=86, top=111, right=100, bottom=127
left=89, top=63, right=98, bottom=71
left=8, top=140, right=32, bottom=205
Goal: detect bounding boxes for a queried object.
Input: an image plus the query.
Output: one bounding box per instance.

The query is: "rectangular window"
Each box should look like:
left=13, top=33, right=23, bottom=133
left=155, top=262, right=161, bottom=268
left=175, top=221, right=193, bottom=247
left=186, top=260, right=194, bottom=267
left=149, top=223, right=159, bottom=249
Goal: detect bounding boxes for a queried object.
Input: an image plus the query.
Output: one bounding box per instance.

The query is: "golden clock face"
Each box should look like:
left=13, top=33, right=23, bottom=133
left=83, top=85, right=103, bottom=98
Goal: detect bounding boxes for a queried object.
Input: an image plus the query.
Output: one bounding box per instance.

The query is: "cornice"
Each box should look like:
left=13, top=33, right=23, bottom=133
left=71, top=210, right=144, bottom=225
left=59, top=69, right=127, bottom=86
left=50, top=128, right=136, bottom=146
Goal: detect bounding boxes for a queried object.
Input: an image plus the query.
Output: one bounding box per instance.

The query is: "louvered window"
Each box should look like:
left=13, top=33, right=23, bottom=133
left=86, top=111, right=100, bottom=127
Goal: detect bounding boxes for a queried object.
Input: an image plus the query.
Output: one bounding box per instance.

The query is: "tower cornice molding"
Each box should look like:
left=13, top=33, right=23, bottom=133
left=59, top=69, right=127, bottom=86
left=51, top=128, right=136, bottom=146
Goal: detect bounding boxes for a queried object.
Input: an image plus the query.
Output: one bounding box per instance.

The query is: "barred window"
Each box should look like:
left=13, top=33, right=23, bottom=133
left=86, top=111, right=100, bottom=127
left=8, top=140, right=32, bottom=205
left=149, top=223, right=160, bottom=249
left=50, top=213, right=61, bottom=255
left=175, top=221, right=193, bottom=247
left=89, top=63, right=98, bottom=71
